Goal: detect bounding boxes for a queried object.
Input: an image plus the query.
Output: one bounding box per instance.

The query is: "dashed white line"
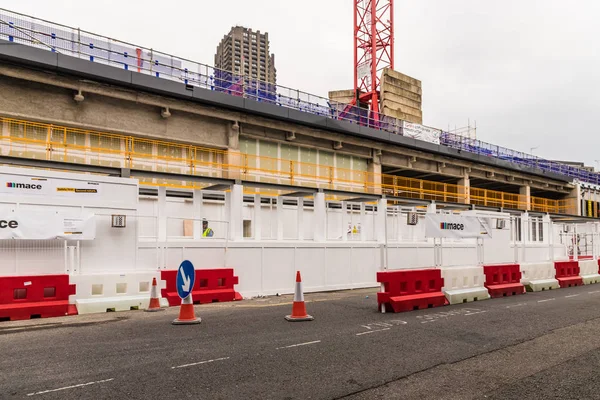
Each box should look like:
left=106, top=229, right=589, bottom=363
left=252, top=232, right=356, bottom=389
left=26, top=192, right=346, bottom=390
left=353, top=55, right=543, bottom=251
left=464, top=310, right=488, bottom=316
left=538, top=298, right=556, bottom=303
left=565, top=294, right=580, bottom=298
left=589, top=291, right=600, bottom=295
left=171, top=357, right=230, bottom=369
left=276, top=340, right=321, bottom=350
left=506, top=303, right=527, bottom=309
left=356, top=328, right=391, bottom=336
left=27, top=378, right=114, bottom=396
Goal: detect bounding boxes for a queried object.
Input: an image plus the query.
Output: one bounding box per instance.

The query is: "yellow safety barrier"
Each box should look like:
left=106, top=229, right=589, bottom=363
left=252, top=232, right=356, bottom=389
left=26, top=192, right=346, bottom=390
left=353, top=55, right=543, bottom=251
left=0, top=117, right=577, bottom=215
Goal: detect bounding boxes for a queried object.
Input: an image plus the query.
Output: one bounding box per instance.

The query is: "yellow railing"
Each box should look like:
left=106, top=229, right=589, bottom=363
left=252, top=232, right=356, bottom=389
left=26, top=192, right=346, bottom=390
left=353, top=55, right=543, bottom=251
left=0, top=117, right=578, bottom=214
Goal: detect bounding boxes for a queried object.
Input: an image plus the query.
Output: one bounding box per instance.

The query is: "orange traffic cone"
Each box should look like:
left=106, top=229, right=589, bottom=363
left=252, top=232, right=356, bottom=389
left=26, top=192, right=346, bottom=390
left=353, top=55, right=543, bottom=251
left=172, top=294, right=201, bottom=325
left=285, top=271, right=314, bottom=322
left=145, top=277, right=164, bottom=312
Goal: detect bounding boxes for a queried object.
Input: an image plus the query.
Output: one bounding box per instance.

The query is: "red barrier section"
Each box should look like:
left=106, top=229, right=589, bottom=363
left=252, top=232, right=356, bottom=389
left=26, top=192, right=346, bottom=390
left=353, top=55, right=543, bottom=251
left=554, top=261, right=583, bottom=288
left=483, top=264, right=525, bottom=298
left=161, top=269, right=242, bottom=306
left=0, top=275, right=76, bottom=321
left=377, top=269, right=447, bottom=313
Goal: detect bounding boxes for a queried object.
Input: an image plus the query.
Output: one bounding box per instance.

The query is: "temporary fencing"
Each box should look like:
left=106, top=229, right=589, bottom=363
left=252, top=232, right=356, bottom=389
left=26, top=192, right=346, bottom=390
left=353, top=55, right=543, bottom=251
left=161, top=268, right=242, bottom=306
left=578, top=259, right=600, bottom=285
left=520, top=262, right=560, bottom=292
left=554, top=261, right=583, bottom=288
left=70, top=272, right=168, bottom=314
left=377, top=269, right=447, bottom=313
left=0, top=274, right=76, bottom=321
left=440, top=266, right=490, bottom=304
left=483, top=264, right=525, bottom=298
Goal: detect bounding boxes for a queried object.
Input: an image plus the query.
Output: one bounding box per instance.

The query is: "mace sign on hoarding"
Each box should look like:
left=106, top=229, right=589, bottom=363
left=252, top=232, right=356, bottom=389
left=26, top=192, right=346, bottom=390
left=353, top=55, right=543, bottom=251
left=425, top=214, right=492, bottom=239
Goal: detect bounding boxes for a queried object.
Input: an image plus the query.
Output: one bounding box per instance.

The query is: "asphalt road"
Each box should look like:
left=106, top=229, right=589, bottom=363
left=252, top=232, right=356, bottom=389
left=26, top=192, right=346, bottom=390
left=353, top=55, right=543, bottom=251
left=3, top=285, right=600, bottom=399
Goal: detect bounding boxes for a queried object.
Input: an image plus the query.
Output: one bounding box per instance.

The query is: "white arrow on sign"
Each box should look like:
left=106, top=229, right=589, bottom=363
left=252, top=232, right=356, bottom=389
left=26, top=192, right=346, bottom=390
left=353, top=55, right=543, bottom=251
left=180, top=266, right=191, bottom=293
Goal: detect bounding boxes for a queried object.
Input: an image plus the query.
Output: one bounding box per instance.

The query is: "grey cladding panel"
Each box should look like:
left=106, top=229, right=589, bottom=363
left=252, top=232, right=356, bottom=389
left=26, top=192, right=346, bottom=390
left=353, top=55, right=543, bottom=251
left=358, top=126, right=392, bottom=143
left=0, top=40, right=58, bottom=69
left=287, top=109, right=328, bottom=128
left=244, top=98, right=289, bottom=119
left=58, top=54, right=132, bottom=85
left=131, top=73, right=192, bottom=98
left=326, top=118, right=360, bottom=135
left=193, top=88, right=245, bottom=109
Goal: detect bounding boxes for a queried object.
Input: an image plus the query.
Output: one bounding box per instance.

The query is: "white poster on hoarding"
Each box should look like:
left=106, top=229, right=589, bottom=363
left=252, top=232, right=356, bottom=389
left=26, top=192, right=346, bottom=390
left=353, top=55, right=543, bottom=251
left=425, top=214, right=492, bottom=239
left=402, top=121, right=441, bottom=145
left=61, top=214, right=96, bottom=240
left=0, top=211, right=96, bottom=240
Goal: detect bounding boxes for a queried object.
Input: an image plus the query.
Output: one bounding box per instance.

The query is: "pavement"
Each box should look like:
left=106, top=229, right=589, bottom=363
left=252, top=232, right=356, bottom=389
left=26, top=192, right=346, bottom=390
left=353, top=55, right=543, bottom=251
left=3, top=286, right=600, bottom=399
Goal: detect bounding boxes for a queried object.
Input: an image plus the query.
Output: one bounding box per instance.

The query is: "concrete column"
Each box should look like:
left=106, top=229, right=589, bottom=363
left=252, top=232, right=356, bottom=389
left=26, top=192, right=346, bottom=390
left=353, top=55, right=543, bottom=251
left=367, top=150, right=382, bottom=195
left=313, top=192, right=326, bottom=242
left=253, top=194, right=261, bottom=240
left=543, top=214, right=553, bottom=261
left=225, top=121, right=242, bottom=180
left=192, top=189, right=203, bottom=239
left=519, top=185, right=531, bottom=211
left=427, top=202, right=437, bottom=213
left=157, top=186, right=167, bottom=242
left=521, top=212, right=529, bottom=262
left=297, top=198, right=304, bottom=240
left=228, top=184, right=243, bottom=240
left=376, top=198, right=387, bottom=243
left=341, top=201, right=348, bottom=242
left=565, top=184, right=582, bottom=216
left=276, top=196, right=284, bottom=240
left=224, top=150, right=242, bottom=180
left=458, top=173, right=470, bottom=205
left=360, top=203, right=367, bottom=241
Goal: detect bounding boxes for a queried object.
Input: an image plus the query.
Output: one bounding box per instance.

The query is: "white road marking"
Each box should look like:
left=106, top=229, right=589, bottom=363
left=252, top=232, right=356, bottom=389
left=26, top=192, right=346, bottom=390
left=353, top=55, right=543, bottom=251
left=588, top=290, right=600, bottom=294
left=506, top=303, right=527, bottom=309
left=171, top=357, right=230, bottom=369
left=538, top=298, right=556, bottom=303
left=276, top=340, right=321, bottom=350
left=464, top=310, right=488, bottom=316
left=26, top=378, right=114, bottom=396
left=565, top=294, right=580, bottom=298
left=356, top=328, right=391, bottom=336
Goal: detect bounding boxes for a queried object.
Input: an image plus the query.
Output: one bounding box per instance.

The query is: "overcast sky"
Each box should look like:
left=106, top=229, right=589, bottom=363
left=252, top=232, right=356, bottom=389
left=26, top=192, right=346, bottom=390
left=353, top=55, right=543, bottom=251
left=4, top=1, right=599, bottom=168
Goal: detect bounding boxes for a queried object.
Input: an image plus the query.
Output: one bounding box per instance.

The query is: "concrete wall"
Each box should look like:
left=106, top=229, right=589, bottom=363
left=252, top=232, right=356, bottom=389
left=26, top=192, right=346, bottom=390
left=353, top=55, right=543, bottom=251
left=0, top=74, right=229, bottom=148
left=380, top=68, right=423, bottom=124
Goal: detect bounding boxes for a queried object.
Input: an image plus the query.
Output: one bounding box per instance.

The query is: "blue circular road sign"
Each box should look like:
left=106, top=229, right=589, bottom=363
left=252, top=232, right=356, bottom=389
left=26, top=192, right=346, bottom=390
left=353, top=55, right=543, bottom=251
left=176, top=260, right=196, bottom=299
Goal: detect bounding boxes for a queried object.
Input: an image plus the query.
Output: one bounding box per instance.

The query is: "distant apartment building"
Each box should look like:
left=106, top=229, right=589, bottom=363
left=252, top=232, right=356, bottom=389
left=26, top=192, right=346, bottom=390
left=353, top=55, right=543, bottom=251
left=214, top=26, right=277, bottom=85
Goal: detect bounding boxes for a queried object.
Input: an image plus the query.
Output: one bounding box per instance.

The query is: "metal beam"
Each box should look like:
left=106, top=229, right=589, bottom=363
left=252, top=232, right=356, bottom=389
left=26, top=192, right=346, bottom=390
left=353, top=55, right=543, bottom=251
left=203, top=184, right=232, bottom=191
left=281, top=190, right=317, bottom=198
left=0, top=155, right=121, bottom=175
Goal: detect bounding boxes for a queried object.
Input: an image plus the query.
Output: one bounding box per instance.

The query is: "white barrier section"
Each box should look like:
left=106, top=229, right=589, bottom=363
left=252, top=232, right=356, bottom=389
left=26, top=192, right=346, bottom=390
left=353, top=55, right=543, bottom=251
left=71, top=272, right=169, bottom=314
left=579, top=260, right=600, bottom=285
left=520, top=262, right=560, bottom=291
left=440, top=266, right=490, bottom=304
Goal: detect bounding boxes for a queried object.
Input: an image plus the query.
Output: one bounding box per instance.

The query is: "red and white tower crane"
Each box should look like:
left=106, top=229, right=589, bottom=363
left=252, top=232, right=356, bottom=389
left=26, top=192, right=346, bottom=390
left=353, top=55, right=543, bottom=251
left=351, top=0, right=394, bottom=123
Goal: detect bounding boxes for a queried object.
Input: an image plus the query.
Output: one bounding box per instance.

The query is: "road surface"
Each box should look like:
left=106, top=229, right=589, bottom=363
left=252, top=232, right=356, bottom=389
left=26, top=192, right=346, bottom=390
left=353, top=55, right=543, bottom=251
left=2, top=285, right=600, bottom=399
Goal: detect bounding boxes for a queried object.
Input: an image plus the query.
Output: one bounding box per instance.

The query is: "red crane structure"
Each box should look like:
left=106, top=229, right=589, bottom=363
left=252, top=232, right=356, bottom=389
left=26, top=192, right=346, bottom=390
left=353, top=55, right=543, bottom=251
left=348, top=0, right=394, bottom=124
